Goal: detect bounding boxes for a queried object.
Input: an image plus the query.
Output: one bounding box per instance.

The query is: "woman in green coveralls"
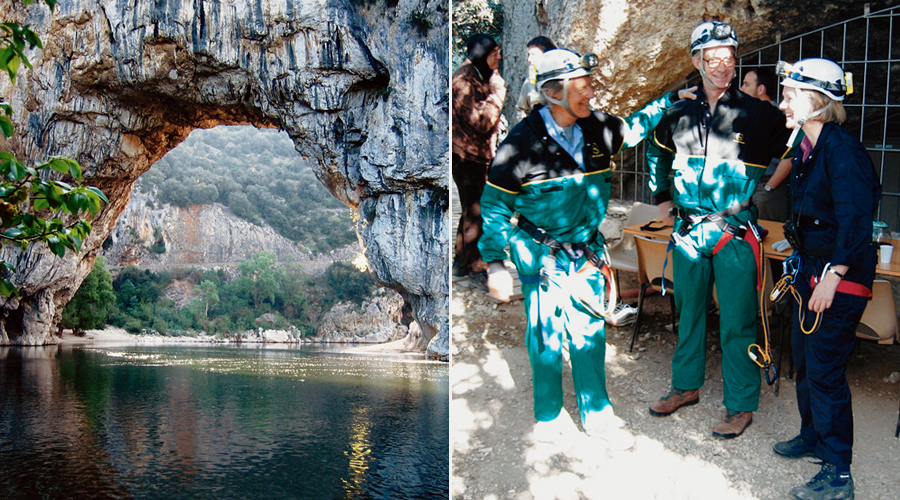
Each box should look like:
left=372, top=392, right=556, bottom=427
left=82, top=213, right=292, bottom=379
left=478, top=48, right=694, bottom=447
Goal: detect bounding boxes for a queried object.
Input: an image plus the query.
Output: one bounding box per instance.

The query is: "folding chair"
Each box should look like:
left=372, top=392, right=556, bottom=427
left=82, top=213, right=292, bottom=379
left=607, top=202, right=660, bottom=277
left=630, top=235, right=676, bottom=352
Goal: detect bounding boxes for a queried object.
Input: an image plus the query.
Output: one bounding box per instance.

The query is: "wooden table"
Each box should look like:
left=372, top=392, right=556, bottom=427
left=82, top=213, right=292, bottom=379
left=624, top=219, right=900, bottom=278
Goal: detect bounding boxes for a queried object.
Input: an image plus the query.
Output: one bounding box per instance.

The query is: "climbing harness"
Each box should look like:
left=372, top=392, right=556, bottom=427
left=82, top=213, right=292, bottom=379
left=663, top=199, right=763, bottom=295
left=515, top=216, right=619, bottom=354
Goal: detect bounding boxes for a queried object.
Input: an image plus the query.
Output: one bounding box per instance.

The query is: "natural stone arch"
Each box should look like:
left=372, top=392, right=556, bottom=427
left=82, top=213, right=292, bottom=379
left=0, top=0, right=449, bottom=358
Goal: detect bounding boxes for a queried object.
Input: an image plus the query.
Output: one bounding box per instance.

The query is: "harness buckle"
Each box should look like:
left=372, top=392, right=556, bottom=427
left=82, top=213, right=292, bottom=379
left=531, top=227, right=549, bottom=246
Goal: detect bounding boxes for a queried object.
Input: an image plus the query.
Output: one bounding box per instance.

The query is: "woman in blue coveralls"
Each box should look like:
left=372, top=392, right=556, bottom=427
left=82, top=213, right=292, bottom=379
left=479, top=48, right=695, bottom=448
left=772, top=58, right=881, bottom=500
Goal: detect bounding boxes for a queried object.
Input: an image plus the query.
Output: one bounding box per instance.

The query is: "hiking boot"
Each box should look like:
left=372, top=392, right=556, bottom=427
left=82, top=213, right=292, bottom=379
left=649, top=388, right=699, bottom=416
left=790, top=462, right=854, bottom=500
left=606, top=302, right=637, bottom=327
left=712, top=409, right=753, bottom=439
left=774, top=435, right=817, bottom=459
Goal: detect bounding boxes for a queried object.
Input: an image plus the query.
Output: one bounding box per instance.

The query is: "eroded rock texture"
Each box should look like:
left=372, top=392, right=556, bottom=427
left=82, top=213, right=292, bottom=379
left=502, top=0, right=896, bottom=120
left=0, top=0, right=449, bottom=358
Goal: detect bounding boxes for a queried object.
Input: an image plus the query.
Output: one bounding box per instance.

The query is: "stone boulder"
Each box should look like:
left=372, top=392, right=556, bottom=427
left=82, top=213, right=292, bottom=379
left=315, top=287, right=412, bottom=345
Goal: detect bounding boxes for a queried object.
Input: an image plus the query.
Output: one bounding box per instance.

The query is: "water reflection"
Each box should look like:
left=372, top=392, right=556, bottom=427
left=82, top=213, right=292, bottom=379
left=0, top=344, right=448, bottom=499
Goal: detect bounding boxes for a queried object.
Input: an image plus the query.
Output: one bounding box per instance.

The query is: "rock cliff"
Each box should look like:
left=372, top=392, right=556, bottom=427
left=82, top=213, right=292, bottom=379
left=0, top=0, right=449, bottom=358
left=106, top=189, right=311, bottom=267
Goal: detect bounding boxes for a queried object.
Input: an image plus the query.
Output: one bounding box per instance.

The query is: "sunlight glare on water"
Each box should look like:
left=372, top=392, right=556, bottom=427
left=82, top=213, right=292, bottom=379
left=0, top=344, right=448, bottom=499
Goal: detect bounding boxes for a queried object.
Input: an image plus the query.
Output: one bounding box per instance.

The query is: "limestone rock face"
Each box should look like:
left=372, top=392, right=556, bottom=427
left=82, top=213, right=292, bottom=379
left=0, top=0, right=449, bottom=357
left=315, top=287, right=412, bottom=345
left=106, top=190, right=312, bottom=267
left=502, top=0, right=887, bottom=121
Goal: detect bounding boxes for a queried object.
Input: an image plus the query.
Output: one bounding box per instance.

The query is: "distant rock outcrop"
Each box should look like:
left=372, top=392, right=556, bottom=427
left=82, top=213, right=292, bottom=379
left=315, top=287, right=414, bottom=346
left=0, top=0, right=449, bottom=358
left=105, top=189, right=314, bottom=267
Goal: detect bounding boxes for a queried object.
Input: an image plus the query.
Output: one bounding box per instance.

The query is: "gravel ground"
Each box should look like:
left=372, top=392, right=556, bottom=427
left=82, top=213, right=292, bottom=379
left=451, top=272, right=900, bottom=499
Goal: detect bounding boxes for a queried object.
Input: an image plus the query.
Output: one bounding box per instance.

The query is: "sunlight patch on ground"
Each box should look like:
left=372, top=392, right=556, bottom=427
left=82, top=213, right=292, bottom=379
left=452, top=361, right=485, bottom=395
left=480, top=340, right=517, bottom=391
left=451, top=398, right=494, bottom=455
left=520, top=430, right=758, bottom=500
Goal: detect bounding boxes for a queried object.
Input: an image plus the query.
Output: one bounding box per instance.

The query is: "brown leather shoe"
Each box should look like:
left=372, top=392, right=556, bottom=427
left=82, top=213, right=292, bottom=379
left=649, top=388, right=699, bottom=416
left=712, top=410, right=753, bottom=439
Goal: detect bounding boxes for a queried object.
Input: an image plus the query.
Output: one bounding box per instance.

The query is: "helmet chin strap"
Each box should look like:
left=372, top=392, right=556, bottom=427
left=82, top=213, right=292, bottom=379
left=541, top=78, right=579, bottom=119
left=785, top=98, right=832, bottom=147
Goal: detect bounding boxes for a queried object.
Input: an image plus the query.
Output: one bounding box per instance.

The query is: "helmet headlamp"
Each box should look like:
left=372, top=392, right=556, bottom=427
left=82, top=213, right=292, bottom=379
left=777, top=59, right=852, bottom=99
left=711, top=23, right=733, bottom=40
left=690, top=21, right=739, bottom=52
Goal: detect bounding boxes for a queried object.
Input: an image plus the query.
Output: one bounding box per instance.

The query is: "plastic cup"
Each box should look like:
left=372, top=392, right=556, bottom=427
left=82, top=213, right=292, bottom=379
left=880, top=244, right=894, bottom=264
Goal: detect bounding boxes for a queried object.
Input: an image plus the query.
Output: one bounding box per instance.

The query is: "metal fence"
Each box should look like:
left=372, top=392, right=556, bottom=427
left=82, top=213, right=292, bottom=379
left=612, top=4, right=900, bottom=234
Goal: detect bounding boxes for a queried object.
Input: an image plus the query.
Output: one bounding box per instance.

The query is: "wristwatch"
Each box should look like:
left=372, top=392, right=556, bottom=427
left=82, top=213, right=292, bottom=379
left=764, top=184, right=773, bottom=192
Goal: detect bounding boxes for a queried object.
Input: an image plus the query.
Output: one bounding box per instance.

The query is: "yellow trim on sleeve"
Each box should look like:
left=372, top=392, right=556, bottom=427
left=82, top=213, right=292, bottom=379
left=520, top=169, right=611, bottom=188
left=652, top=131, right=675, bottom=154
left=485, top=180, right=519, bottom=194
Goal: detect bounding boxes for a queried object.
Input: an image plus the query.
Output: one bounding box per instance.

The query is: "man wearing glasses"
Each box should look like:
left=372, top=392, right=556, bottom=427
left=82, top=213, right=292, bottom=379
left=645, top=21, right=795, bottom=439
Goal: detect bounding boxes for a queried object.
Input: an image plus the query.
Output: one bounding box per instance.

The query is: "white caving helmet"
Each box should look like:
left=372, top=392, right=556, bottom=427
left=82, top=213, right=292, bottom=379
left=777, top=58, right=852, bottom=146
left=690, top=21, right=738, bottom=90
left=690, top=21, right=739, bottom=54
left=535, top=49, right=599, bottom=118
left=778, top=58, right=850, bottom=101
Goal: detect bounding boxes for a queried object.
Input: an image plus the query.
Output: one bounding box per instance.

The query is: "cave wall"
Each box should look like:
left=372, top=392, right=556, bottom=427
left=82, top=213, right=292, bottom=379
left=502, top=0, right=900, bottom=121
left=0, top=0, right=449, bottom=357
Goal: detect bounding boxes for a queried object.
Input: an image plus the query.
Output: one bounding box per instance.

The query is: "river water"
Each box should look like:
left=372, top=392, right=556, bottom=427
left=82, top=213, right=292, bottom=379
left=0, top=344, right=448, bottom=499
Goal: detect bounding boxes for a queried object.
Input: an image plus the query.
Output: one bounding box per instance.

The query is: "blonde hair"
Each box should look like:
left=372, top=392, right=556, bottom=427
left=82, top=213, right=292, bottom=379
left=806, top=90, right=847, bottom=124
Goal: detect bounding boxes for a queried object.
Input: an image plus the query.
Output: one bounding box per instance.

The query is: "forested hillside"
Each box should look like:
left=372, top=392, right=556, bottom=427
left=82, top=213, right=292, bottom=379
left=137, top=126, right=356, bottom=253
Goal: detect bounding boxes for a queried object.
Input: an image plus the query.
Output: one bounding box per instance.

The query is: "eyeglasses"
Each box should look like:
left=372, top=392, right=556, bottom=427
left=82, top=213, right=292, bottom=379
left=703, top=56, right=736, bottom=69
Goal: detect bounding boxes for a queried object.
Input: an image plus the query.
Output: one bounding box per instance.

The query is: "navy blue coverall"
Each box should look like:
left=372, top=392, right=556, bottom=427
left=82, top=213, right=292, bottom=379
left=788, top=122, right=881, bottom=468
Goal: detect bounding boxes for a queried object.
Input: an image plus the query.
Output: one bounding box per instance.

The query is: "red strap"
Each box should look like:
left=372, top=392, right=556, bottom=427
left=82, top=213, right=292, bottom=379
left=746, top=229, right=762, bottom=290
left=712, top=227, right=763, bottom=290
left=809, top=276, right=873, bottom=298
left=712, top=232, right=733, bottom=255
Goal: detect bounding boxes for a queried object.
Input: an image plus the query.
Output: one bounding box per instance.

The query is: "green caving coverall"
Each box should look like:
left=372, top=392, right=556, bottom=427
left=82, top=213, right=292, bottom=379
left=646, top=86, right=793, bottom=412
left=479, top=94, right=677, bottom=430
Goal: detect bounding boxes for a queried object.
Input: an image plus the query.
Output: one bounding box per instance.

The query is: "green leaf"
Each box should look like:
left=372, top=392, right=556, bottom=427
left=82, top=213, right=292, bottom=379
left=0, top=279, right=18, bottom=297
left=6, top=53, right=20, bottom=78
left=47, top=239, right=66, bottom=257
left=87, top=186, right=109, bottom=203
left=0, top=116, right=12, bottom=137
left=47, top=157, right=76, bottom=176
left=6, top=160, right=25, bottom=181
left=32, top=196, right=50, bottom=210
left=3, top=227, right=23, bottom=239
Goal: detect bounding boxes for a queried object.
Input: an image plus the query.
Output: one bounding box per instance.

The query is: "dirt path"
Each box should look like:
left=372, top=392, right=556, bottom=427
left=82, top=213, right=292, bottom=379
left=451, top=275, right=900, bottom=499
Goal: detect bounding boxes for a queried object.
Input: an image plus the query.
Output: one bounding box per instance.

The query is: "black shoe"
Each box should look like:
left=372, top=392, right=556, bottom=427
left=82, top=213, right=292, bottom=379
left=452, top=262, right=469, bottom=277
left=467, top=271, right=488, bottom=292
left=790, top=462, right=853, bottom=500
left=774, top=435, right=817, bottom=458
